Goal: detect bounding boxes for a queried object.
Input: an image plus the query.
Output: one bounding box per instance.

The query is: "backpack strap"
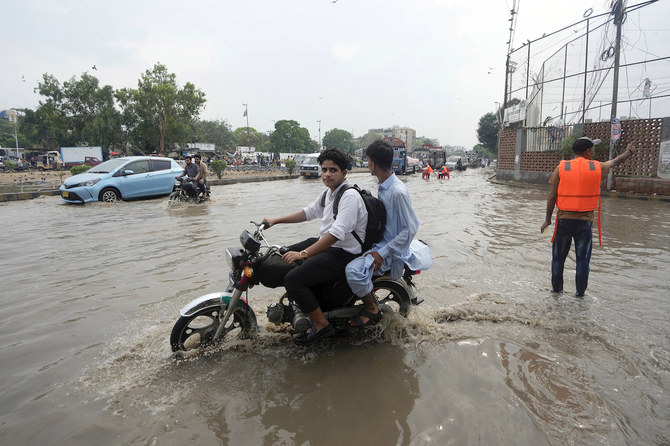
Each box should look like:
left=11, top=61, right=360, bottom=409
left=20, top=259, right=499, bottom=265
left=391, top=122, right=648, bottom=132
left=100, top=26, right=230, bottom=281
left=323, top=184, right=364, bottom=247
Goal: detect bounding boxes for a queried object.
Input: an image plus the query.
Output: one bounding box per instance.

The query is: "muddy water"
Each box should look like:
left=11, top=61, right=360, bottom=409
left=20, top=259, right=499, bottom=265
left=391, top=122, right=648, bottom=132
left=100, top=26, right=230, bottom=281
left=0, top=169, right=668, bottom=445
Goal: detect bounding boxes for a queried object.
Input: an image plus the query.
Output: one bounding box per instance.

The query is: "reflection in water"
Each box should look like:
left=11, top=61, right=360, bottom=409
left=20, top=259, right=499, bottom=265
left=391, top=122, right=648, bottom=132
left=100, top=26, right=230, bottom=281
left=0, top=169, right=668, bottom=445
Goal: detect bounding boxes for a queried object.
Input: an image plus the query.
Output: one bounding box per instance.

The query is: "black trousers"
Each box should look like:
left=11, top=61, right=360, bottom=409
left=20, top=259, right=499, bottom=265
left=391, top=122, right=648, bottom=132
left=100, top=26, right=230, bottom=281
left=284, top=238, right=359, bottom=314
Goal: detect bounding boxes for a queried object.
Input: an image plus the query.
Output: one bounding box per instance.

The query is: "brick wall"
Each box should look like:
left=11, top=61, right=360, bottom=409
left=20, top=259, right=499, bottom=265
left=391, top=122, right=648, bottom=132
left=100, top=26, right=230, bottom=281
left=497, top=129, right=516, bottom=170
left=497, top=117, right=670, bottom=195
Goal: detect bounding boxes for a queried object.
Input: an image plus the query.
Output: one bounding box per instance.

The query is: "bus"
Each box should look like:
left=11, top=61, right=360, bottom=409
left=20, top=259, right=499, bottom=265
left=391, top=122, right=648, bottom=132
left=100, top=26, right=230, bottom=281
left=383, top=137, right=416, bottom=175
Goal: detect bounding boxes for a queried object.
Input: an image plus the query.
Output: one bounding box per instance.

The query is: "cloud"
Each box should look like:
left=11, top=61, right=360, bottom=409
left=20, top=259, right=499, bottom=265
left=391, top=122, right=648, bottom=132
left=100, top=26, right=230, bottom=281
left=330, top=42, right=359, bottom=63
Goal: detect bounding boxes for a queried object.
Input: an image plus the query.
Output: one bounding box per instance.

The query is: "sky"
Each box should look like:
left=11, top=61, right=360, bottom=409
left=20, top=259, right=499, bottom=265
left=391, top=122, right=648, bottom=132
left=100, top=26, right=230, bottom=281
left=2, top=0, right=624, bottom=149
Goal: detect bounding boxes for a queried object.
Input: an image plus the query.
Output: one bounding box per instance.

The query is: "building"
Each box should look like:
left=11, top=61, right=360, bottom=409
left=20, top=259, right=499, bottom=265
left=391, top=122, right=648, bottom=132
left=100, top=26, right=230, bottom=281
left=368, top=126, right=417, bottom=154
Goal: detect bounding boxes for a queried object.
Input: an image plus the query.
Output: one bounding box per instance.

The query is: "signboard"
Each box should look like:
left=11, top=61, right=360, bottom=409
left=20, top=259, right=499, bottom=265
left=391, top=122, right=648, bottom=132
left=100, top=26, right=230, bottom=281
left=503, top=100, right=527, bottom=126
left=611, top=116, right=622, bottom=143
left=658, top=140, right=670, bottom=179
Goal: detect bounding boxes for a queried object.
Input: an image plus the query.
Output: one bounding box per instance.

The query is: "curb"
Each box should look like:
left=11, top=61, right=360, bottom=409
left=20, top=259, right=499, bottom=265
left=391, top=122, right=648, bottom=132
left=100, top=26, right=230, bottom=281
left=0, top=174, right=296, bottom=202
left=489, top=179, right=670, bottom=203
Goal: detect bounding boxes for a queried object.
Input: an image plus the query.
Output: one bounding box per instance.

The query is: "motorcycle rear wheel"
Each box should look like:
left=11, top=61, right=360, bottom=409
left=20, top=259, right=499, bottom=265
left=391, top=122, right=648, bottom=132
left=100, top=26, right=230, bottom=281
left=170, top=305, right=257, bottom=352
left=371, top=279, right=411, bottom=317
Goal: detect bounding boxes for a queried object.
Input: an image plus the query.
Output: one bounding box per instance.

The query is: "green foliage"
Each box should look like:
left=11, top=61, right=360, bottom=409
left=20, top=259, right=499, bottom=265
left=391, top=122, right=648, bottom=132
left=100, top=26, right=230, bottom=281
left=70, top=164, right=92, bottom=175
left=357, top=132, right=381, bottom=151
left=233, top=127, right=269, bottom=150
left=195, top=120, right=234, bottom=152
left=472, top=143, right=496, bottom=159
left=209, top=159, right=227, bottom=179
left=322, top=129, right=355, bottom=154
left=476, top=112, right=499, bottom=151
left=35, top=73, right=124, bottom=149
left=2, top=159, right=17, bottom=171
left=558, top=130, right=584, bottom=159
left=269, top=120, right=318, bottom=154
left=116, top=63, right=206, bottom=154
left=284, top=158, right=296, bottom=175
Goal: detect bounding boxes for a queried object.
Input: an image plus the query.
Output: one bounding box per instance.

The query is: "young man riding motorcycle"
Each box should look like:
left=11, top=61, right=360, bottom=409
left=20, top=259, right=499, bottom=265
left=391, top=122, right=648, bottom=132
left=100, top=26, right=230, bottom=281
left=263, top=148, right=368, bottom=345
left=193, top=154, right=209, bottom=201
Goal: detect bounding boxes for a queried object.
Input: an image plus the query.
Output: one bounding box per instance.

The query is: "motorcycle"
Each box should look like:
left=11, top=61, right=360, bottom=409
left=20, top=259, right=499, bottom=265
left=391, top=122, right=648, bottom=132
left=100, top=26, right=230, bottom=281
left=170, top=221, right=424, bottom=354
left=168, top=177, right=210, bottom=203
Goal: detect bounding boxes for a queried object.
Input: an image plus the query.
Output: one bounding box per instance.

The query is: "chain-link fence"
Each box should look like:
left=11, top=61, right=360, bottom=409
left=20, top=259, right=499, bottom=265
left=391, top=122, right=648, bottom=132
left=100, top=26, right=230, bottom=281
left=505, top=0, right=670, bottom=133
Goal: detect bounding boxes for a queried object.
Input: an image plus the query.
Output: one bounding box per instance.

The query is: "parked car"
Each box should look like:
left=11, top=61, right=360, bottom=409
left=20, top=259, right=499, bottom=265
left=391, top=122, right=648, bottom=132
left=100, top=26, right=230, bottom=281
left=299, top=153, right=321, bottom=178
left=59, top=156, right=183, bottom=203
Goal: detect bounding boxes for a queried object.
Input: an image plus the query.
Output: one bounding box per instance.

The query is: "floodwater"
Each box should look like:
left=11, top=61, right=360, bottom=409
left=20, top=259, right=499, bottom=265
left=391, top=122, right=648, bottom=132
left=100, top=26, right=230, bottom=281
left=0, top=169, right=668, bottom=445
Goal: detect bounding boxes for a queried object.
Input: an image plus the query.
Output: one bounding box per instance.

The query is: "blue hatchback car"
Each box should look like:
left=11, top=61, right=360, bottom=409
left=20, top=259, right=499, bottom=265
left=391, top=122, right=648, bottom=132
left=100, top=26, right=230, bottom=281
left=59, top=156, right=183, bottom=203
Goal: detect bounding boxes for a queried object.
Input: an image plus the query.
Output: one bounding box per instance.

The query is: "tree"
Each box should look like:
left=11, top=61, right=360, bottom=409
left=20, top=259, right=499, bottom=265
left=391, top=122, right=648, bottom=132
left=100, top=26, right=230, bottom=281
left=232, top=127, right=268, bottom=151
left=116, top=63, right=206, bottom=154
left=35, top=73, right=124, bottom=151
left=269, top=120, right=318, bottom=154
left=194, top=119, right=234, bottom=152
left=476, top=112, right=499, bottom=152
left=322, top=128, right=355, bottom=154
left=357, top=132, right=381, bottom=152
left=209, top=159, right=227, bottom=179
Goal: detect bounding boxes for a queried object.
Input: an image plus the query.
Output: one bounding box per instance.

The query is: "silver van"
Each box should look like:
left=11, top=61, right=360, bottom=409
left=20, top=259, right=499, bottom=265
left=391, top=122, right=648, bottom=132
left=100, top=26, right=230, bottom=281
left=299, top=153, right=321, bottom=178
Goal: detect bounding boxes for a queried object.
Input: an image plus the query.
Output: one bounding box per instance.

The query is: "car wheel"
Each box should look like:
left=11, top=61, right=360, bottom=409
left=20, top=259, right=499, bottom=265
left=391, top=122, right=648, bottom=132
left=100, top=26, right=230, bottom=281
left=99, top=187, right=121, bottom=202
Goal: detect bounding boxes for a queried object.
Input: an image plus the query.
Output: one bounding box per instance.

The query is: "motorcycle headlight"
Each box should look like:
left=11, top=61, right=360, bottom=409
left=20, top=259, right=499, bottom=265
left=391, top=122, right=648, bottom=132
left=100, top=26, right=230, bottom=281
left=76, top=178, right=100, bottom=187
left=225, top=248, right=246, bottom=271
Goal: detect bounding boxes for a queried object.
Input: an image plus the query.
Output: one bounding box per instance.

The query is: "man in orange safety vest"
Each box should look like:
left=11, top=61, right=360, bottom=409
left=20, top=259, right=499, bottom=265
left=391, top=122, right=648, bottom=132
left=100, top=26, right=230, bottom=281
left=540, top=137, right=636, bottom=297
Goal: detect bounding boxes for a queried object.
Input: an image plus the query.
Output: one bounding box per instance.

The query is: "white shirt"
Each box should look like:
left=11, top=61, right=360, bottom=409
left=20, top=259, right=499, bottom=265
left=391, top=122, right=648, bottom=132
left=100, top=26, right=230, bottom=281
left=303, top=180, right=368, bottom=254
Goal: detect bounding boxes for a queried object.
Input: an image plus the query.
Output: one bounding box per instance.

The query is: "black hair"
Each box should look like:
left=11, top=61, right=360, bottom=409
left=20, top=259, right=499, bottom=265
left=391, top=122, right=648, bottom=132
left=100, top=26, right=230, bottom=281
left=194, top=153, right=202, bottom=159
left=184, top=155, right=192, bottom=160
left=317, top=148, right=349, bottom=171
left=365, top=140, right=393, bottom=170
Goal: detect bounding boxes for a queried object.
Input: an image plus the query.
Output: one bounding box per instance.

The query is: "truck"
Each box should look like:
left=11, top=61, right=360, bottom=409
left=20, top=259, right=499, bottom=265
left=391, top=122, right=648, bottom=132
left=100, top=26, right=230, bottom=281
left=60, top=146, right=104, bottom=167
left=383, top=137, right=416, bottom=175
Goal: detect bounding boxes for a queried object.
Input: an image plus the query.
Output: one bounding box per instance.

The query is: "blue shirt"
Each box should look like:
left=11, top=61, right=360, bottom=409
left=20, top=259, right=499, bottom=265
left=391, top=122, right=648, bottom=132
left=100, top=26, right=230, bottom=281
left=373, top=173, right=420, bottom=279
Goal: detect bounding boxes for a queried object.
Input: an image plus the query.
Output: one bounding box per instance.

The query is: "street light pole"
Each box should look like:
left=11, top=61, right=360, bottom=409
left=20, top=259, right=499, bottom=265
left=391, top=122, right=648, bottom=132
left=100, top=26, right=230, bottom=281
left=317, top=120, right=321, bottom=150
left=242, top=103, right=250, bottom=151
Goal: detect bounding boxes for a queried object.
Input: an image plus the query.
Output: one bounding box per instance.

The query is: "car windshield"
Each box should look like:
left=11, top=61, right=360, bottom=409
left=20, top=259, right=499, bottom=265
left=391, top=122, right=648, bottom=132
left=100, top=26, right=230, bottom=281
left=87, top=158, right=128, bottom=173
left=304, top=155, right=319, bottom=164
left=447, top=156, right=461, bottom=162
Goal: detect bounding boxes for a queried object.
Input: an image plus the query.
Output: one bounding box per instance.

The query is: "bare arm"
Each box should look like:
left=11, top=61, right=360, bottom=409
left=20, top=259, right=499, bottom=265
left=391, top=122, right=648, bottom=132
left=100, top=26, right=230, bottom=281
left=601, top=143, right=636, bottom=174
left=282, top=233, right=339, bottom=264
left=263, top=210, right=307, bottom=228
left=541, top=167, right=559, bottom=233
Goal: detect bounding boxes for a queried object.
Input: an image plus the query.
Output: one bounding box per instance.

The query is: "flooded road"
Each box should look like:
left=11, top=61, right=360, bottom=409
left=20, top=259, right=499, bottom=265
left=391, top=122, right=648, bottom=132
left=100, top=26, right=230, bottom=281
left=1, top=169, right=669, bottom=445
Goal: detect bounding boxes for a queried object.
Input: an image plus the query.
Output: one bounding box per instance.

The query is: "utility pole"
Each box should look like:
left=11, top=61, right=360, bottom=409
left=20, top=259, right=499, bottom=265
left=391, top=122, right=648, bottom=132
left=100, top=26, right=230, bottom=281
left=317, top=120, right=321, bottom=150
left=607, top=0, right=625, bottom=191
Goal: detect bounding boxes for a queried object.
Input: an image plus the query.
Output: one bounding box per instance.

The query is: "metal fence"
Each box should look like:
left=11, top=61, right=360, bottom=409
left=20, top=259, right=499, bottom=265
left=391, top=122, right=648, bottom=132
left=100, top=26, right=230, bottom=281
left=524, top=123, right=578, bottom=152
left=505, top=0, right=670, bottom=129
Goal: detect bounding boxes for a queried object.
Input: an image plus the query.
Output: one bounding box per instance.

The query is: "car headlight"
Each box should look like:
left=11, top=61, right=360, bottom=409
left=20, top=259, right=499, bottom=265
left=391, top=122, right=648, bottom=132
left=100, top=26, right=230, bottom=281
left=76, top=178, right=101, bottom=187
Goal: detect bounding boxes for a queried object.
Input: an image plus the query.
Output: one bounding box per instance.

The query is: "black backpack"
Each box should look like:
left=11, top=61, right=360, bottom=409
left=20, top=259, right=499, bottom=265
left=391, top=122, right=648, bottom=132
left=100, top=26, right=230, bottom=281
left=320, top=184, right=386, bottom=252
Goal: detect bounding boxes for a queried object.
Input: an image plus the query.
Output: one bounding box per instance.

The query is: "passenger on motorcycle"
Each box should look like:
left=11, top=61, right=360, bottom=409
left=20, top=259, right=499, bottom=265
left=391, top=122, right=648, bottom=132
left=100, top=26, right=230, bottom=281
left=346, top=140, right=432, bottom=326
left=193, top=154, right=209, bottom=200
left=263, top=148, right=368, bottom=345
left=175, top=155, right=200, bottom=182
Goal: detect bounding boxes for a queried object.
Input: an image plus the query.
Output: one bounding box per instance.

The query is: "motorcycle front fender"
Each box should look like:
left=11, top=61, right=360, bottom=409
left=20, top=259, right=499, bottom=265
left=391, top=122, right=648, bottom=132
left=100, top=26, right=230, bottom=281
left=179, top=292, right=247, bottom=317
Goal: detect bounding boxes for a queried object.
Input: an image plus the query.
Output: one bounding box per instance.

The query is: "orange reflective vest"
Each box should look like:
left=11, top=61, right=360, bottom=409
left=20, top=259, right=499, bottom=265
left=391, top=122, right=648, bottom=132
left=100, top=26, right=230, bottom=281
left=557, top=157, right=601, bottom=211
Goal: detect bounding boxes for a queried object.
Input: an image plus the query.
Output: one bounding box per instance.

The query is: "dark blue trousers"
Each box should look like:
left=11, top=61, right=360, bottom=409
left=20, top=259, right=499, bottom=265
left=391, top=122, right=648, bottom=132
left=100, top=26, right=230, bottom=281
left=551, top=219, right=593, bottom=296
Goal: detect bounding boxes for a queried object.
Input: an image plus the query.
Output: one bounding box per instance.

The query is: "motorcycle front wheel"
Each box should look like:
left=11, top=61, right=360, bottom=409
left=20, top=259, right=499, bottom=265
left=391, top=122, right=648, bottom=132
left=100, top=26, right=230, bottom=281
left=170, top=305, right=257, bottom=352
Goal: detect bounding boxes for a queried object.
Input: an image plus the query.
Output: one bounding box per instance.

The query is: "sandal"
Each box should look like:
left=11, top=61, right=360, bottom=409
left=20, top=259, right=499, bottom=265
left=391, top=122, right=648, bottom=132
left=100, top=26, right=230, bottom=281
left=349, top=308, right=382, bottom=328
left=294, top=324, right=335, bottom=346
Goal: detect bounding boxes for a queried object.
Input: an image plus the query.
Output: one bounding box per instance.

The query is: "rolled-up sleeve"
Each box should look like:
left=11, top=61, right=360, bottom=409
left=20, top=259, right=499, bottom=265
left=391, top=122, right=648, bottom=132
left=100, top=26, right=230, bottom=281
left=303, top=194, right=323, bottom=221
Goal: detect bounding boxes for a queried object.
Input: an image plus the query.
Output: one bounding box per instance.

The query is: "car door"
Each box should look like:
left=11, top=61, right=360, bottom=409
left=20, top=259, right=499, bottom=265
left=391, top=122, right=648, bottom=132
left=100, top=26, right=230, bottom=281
left=149, top=159, right=177, bottom=194
left=117, top=160, right=153, bottom=198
